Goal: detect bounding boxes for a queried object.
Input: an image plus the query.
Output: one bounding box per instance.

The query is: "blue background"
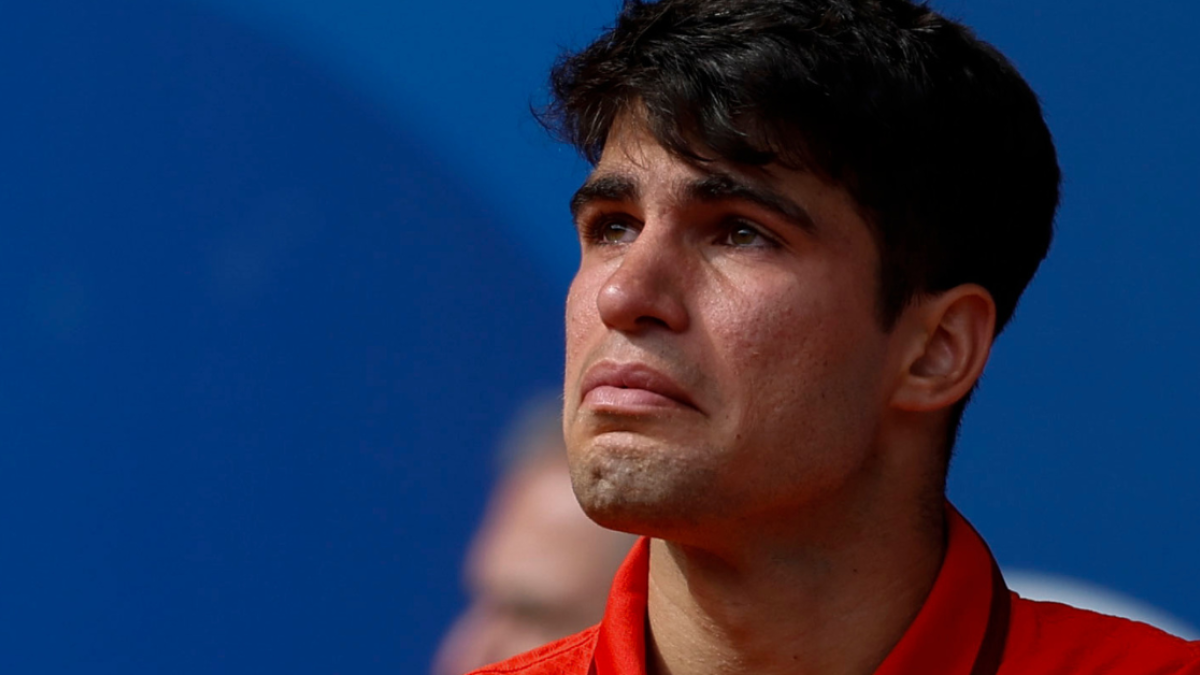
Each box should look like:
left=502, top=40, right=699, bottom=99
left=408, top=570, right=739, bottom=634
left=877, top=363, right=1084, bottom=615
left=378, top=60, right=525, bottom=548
left=0, top=0, right=1196, bottom=671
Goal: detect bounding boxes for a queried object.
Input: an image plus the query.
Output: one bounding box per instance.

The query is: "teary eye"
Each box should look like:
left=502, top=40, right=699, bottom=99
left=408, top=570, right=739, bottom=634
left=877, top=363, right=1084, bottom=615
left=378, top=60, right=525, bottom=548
left=593, top=218, right=639, bottom=244
left=724, top=223, right=774, bottom=248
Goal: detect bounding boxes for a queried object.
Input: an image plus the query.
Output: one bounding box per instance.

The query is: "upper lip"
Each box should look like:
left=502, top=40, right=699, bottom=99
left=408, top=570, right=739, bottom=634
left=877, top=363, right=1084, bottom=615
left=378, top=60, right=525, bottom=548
left=580, top=361, right=699, bottom=410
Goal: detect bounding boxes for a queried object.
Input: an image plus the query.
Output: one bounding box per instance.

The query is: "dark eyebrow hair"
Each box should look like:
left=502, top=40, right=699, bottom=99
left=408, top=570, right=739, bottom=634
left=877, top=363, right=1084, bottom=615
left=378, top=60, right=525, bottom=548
left=686, top=173, right=818, bottom=233
left=570, top=173, right=638, bottom=219
left=569, top=169, right=818, bottom=235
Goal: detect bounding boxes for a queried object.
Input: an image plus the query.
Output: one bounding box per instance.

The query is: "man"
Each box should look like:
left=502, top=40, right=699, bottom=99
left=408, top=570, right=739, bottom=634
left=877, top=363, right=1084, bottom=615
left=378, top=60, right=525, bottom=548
left=432, top=398, right=634, bottom=674
left=471, top=0, right=1200, bottom=673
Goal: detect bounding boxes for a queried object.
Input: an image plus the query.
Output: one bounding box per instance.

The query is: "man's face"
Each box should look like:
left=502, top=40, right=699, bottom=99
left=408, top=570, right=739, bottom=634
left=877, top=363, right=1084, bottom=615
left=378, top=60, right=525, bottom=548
left=563, top=119, right=901, bottom=542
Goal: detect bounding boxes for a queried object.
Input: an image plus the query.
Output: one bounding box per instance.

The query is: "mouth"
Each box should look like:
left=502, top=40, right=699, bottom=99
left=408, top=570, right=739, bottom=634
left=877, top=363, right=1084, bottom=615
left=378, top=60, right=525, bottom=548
left=579, top=361, right=699, bottom=414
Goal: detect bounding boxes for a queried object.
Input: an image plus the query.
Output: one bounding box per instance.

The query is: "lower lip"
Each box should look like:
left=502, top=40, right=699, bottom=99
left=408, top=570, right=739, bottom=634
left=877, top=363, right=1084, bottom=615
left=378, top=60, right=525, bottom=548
left=582, top=385, right=691, bottom=413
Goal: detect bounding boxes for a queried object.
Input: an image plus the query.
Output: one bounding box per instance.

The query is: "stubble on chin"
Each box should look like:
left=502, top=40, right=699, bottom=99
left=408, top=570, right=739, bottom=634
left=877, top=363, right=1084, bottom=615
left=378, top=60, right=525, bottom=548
left=566, top=432, right=720, bottom=537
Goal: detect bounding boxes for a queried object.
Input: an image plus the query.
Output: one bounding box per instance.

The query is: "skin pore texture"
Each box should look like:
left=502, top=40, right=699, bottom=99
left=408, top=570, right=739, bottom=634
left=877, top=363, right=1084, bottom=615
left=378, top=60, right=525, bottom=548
left=562, top=115, right=996, bottom=675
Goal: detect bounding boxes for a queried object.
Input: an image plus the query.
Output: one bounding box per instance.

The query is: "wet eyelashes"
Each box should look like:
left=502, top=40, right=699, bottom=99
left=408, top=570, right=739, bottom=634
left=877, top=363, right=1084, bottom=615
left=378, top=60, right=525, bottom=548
left=578, top=214, right=779, bottom=249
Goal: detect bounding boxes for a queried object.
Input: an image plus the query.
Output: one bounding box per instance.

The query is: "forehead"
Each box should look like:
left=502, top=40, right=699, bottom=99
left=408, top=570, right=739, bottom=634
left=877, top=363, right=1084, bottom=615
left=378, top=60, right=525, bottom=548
left=578, top=120, right=871, bottom=249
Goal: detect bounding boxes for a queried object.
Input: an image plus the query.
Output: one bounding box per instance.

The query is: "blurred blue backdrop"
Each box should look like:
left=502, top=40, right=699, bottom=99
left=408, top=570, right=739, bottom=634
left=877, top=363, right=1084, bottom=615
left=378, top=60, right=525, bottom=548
left=0, top=0, right=1196, bottom=672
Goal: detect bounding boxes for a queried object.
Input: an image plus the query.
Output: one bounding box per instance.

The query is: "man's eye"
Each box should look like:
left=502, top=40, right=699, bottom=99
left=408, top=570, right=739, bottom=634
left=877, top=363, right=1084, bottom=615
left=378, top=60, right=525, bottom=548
left=592, top=219, right=639, bottom=245
left=723, top=224, right=773, bottom=248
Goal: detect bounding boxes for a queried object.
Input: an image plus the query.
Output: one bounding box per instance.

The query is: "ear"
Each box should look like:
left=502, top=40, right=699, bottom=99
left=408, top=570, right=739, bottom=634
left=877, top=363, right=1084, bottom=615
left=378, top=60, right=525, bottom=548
left=890, top=284, right=996, bottom=412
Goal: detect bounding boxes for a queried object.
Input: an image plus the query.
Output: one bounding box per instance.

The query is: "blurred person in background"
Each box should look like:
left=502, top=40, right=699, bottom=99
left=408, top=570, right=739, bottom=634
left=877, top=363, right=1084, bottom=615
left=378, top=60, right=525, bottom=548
left=431, top=396, right=635, bottom=675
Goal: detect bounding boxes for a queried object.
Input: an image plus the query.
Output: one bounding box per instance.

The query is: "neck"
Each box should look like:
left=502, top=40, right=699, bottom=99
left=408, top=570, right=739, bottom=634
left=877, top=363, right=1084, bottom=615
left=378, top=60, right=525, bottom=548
left=644, top=482, right=946, bottom=675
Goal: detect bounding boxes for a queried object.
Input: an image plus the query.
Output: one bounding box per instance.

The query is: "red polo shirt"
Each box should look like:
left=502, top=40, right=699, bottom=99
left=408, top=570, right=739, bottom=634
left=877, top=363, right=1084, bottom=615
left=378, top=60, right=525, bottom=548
left=468, top=506, right=1200, bottom=674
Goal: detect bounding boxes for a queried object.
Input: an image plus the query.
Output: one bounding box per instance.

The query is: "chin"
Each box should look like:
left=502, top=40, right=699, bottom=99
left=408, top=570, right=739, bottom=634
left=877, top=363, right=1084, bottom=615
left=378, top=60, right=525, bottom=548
left=567, top=435, right=721, bottom=538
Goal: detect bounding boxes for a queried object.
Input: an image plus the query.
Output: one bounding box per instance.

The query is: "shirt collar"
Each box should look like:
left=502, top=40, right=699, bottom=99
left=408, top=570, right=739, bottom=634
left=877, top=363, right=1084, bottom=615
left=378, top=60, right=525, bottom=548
left=593, top=536, right=651, bottom=674
left=591, top=504, right=1009, bottom=675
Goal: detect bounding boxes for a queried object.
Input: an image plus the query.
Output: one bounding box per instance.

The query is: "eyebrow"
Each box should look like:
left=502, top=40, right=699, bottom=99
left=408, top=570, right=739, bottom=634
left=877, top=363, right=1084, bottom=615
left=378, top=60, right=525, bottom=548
left=685, top=172, right=818, bottom=234
left=569, top=169, right=818, bottom=234
left=570, top=174, right=638, bottom=219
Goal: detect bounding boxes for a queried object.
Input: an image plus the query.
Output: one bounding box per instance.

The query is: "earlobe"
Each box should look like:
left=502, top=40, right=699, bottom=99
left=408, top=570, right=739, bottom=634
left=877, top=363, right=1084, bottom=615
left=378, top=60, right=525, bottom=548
left=891, top=285, right=996, bottom=412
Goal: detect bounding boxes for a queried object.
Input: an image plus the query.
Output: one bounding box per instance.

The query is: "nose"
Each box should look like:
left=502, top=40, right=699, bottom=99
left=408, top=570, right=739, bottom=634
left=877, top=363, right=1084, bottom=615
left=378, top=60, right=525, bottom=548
left=595, top=229, right=690, bottom=334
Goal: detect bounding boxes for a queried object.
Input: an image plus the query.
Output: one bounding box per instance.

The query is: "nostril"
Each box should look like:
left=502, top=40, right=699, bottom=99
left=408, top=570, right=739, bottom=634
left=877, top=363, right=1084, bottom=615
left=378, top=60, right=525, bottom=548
left=636, top=315, right=673, bottom=330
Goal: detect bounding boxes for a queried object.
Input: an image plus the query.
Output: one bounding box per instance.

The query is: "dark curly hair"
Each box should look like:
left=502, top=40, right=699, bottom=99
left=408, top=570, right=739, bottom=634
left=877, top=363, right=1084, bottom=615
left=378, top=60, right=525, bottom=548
left=541, top=0, right=1060, bottom=337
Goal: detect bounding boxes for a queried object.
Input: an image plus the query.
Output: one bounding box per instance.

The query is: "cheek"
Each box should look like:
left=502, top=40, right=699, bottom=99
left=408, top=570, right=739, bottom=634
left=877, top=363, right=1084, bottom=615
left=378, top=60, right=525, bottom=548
left=713, top=277, right=885, bottom=431
left=708, top=277, right=821, bottom=374
left=563, top=271, right=608, bottom=417
left=564, top=276, right=596, bottom=360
